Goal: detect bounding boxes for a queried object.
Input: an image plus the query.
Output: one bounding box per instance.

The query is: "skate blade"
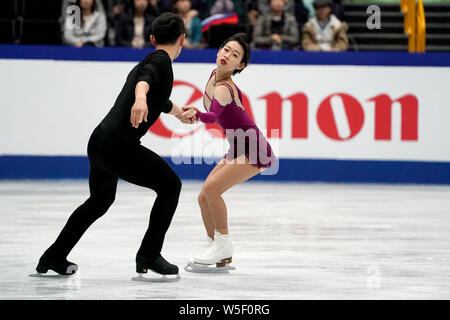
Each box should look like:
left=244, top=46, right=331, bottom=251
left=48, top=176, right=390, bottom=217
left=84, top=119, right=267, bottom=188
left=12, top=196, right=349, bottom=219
left=184, top=262, right=236, bottom=274
left=131, top=272, right=181, bottom=283
left=29, top=264, right=78, bottom=278
left=29, top=272, right=76, bottom=278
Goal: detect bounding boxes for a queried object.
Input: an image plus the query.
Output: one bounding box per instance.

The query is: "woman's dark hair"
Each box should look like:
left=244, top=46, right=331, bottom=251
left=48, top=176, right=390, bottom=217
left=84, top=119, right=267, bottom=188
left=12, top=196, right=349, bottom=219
left=220, top=33, right=251, bottom=75
left=151, top=12, right=185, bottom=45
left=75, top=0, right=97, bottom=14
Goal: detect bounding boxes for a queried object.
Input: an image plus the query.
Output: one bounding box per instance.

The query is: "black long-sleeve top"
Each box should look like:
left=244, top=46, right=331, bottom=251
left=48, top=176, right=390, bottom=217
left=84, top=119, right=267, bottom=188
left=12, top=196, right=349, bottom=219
left=100, top=49, right=173, bottom=142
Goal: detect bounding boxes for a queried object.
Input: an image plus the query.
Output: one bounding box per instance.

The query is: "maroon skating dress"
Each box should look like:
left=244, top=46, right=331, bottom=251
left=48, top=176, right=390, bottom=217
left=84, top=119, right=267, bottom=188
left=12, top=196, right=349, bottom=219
left=195, top=70, right=276, bottom=169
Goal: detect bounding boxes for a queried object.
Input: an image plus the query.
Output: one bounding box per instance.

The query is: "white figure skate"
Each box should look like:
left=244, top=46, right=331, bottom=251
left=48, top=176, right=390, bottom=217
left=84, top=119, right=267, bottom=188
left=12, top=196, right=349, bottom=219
left=205, top=235, right=214, bottom=247
left=185, top=231, right=236, bottom=273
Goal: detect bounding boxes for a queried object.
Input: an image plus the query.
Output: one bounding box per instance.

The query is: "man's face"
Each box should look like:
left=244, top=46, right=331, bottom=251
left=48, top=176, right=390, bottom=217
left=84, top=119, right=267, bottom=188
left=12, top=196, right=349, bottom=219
left=270, top=0, right=285, bottom=12
left=315, top=5, right=332, bottom=20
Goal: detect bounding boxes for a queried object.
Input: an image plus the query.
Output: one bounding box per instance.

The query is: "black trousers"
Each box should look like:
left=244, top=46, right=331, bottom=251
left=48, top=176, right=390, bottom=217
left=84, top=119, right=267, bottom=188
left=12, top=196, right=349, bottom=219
left=45, top=125, right=181, bottom=261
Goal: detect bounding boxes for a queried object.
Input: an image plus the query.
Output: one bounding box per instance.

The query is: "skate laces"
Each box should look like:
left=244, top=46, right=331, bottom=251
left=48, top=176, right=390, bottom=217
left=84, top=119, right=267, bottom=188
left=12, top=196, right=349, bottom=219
left=203, top=236, right=232, bottom=255
left=200, top=242, right=220, bottom=257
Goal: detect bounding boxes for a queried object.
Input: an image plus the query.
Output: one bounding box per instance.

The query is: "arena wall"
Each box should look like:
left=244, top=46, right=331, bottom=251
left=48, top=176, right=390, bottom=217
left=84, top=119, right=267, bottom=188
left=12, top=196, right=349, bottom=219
left=1, top=45, right=449, bottom=183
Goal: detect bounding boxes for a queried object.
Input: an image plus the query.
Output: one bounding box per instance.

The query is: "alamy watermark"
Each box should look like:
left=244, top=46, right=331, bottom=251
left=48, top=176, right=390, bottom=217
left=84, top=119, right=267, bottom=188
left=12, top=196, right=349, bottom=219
left=367, top=5, right=381, bottom=30
left=65, top=5, right=81, bottom=30
left=170, top=128, right=280, bottom=176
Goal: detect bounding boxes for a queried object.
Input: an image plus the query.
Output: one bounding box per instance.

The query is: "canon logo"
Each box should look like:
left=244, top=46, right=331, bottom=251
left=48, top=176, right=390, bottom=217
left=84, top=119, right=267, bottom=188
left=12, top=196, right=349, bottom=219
left=149, top=81, right=419, bottom=142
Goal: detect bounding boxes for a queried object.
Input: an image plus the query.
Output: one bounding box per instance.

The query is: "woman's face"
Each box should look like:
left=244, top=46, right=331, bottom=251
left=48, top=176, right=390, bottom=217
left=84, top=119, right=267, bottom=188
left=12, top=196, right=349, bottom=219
left=134, top=0, right=148, bottom=13
left=176, top=0, right=191, bottom=13
left=80, top=0, right=94, bottom=10
left=216, top=41, right=245, bottom=74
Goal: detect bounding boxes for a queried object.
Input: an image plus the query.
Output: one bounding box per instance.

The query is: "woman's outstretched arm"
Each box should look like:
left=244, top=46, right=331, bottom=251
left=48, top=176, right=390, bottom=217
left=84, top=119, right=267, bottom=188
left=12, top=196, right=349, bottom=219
left=195, top=85, right=232, bottom=123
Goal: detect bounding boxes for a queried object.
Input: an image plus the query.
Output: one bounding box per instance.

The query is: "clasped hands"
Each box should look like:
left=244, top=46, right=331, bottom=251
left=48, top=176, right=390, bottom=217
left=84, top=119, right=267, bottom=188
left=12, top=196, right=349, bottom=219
left=176, top=105, right=200, bottom=124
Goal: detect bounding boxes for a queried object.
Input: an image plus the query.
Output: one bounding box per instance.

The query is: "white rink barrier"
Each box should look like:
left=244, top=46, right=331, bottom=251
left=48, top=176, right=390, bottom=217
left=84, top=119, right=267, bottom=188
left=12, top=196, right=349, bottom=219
left=1, top=45, right=449, bottom=183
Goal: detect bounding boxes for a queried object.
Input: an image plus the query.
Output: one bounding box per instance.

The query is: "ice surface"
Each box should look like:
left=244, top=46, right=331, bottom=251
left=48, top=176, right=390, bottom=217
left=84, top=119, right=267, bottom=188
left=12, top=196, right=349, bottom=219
left=1, top=180, right=449, bottom=299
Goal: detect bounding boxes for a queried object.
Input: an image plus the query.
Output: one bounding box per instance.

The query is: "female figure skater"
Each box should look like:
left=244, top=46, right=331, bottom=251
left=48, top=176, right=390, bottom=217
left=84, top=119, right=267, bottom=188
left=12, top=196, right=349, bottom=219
left=177, top=33, right=276, bottom=272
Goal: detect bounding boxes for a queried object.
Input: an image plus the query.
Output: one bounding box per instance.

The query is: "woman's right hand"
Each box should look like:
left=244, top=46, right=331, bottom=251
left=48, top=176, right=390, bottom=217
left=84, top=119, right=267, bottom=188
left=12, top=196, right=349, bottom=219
left=177, top=106, right=199, bottom=124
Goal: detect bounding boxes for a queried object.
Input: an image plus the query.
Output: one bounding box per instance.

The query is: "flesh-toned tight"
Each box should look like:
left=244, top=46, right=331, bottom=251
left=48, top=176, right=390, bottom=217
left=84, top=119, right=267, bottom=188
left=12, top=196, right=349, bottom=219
left=197, top=155, right=261, bottom=237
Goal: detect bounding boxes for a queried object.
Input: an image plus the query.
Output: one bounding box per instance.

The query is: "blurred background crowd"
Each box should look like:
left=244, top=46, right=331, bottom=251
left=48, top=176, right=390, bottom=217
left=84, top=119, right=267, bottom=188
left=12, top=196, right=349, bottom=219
left=61, top=0, right=348, bottom=51
left=1, top=0, right=449, bottom=52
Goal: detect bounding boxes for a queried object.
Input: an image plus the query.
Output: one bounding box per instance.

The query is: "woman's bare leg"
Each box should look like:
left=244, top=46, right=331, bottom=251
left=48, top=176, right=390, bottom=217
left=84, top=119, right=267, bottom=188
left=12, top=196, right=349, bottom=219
left=198, top=159, right=226, bottom=238
left=200, top=155, right=261, bottom=235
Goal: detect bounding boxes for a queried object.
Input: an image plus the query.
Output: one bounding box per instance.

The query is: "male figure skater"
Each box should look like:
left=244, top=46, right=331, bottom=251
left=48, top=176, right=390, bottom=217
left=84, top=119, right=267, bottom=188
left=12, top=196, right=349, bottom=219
left=34, top=13, right=187, bottom=281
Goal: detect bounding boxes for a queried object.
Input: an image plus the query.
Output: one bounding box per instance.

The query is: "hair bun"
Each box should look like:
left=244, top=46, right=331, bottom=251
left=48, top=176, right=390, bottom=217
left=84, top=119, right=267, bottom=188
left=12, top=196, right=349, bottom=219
left=234, top=32, right=249, bottom=44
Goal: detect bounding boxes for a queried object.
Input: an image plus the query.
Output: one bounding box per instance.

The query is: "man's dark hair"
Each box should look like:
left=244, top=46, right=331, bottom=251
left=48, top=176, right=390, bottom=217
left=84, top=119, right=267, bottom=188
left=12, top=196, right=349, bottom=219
left=151, top=12, right=185, bottom=45
left=313, top=0, right=333, bottom=8
left=220, top=33, right=251, bottom=76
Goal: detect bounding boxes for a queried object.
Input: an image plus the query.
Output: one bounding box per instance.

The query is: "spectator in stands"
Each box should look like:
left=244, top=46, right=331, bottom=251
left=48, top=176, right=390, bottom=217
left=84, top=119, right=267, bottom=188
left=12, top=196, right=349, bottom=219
left=258, top=0, right=310, bottom=30
left=204, top=0, right=246, bottom=22
left=156, top=0, right=203, bottom=14
left=115, top=0, right=156, bottom=48
left=100, top=1, right=131, bottom=46
left=173, top=0, right=204, bottom=48
left=258, top=0, right=295, bottom=15
left=301, top=0, right=347, bottom=51
left=186, top=0, right=208, bottom=18
left=147, top=0, right=163, bottom=15
left=294, top=0, right=309, bottom=29
left=106, top=1, right=160, bottom=19
left=103, top=1, right=127, bottom=19
left=157, top=0, right=174, bottom=12
left=247, top=0, right=295, bottom=27
left=302, top=0, right=344, bottom=21
left=62, top=0, right=106, bottom=18
left=252, top=0, right=299, bottom=50
left=245, top=0, right=259, bottom=26
left=63, top=0, right=108, bottom=47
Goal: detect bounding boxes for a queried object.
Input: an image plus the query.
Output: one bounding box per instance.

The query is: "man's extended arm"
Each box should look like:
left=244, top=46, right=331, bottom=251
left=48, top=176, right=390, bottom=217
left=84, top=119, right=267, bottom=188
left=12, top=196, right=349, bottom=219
left=130, top=81, right=150, bottom=128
